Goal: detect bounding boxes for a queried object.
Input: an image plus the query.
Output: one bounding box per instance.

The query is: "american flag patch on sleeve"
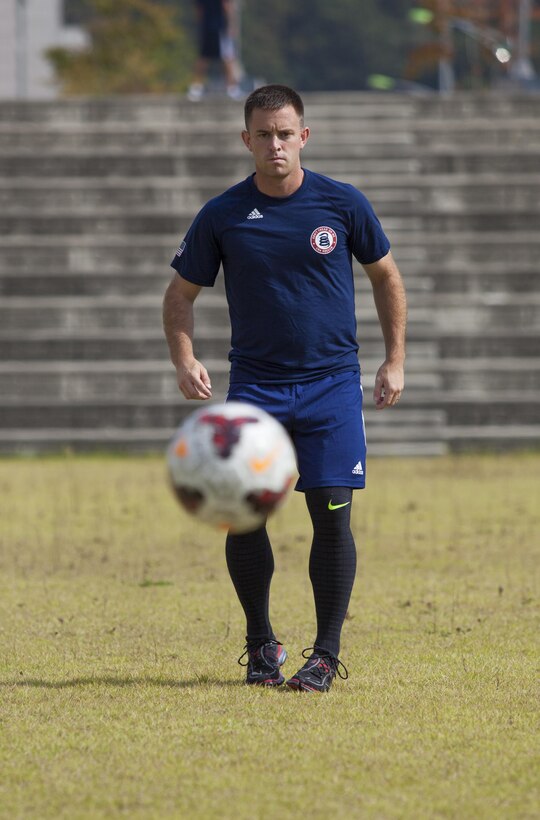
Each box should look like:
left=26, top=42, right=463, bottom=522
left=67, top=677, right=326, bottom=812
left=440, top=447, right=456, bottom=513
left=175, top=240, right=186, bottom=257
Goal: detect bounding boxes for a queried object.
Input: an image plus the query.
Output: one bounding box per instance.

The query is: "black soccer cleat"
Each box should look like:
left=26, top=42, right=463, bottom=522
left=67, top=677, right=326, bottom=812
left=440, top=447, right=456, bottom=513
left=286, top=648, right=348, bottom=693
left=238, top=640, right=288, bottom=686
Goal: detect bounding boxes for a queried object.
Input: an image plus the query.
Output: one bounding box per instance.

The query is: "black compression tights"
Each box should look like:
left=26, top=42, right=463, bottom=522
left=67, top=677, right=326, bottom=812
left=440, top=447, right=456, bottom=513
left=305, top=487, right=356, bottom=657
left=225, top=526, right=276, bottom=646
left=225, top=487, right=357, bottom=656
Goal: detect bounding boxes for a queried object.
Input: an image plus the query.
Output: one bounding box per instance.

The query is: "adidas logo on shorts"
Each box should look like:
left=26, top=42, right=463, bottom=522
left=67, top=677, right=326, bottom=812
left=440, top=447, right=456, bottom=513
left=352, top=460, right=364, bottom=475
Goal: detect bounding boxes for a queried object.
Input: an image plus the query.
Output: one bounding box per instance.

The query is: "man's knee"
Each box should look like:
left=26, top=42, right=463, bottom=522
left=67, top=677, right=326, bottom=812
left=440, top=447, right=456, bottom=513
left=305, top=487, right=353, bottom=531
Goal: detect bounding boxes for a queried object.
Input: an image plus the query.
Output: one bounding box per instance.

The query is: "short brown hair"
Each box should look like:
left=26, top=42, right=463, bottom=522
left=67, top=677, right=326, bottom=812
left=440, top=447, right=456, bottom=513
left=244, top=84, right=304, bottom=128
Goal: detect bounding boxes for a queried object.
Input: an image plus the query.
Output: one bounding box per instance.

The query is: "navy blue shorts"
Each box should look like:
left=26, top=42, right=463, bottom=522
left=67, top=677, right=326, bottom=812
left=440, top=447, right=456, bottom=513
left=227, top=370, right=366, bottom=492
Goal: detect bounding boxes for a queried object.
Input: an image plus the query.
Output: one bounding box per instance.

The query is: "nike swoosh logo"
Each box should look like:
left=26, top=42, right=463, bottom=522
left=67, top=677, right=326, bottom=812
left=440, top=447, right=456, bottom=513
left=250, top=447, right=279, bottom=473
left=328, top=500, right=351, bottom=511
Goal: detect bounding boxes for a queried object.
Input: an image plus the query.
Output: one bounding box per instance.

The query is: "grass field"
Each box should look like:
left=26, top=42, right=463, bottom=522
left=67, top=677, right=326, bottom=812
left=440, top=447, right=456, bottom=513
left=0, top=454, right=538, bottom=819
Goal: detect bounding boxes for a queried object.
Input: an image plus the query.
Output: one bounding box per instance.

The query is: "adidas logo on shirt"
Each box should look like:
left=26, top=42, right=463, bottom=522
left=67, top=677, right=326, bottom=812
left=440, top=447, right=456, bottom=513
left=352, top=461, right=364, bottom=475
left=247, top=208, right=263, bottom=220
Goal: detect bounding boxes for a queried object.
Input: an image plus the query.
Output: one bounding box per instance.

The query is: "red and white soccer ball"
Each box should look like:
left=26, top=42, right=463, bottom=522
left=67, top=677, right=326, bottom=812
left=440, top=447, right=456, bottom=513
left=167, top=402, right=297, bottom=533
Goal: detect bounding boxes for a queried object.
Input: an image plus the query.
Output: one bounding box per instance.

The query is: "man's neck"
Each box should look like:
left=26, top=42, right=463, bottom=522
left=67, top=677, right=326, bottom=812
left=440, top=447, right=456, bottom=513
left=253, top=168, right=304, bottom=198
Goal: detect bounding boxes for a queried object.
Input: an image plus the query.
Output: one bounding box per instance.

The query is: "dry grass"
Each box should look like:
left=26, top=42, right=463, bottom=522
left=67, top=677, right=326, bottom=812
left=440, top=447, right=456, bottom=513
left=0, top=454, right=538, bottom=819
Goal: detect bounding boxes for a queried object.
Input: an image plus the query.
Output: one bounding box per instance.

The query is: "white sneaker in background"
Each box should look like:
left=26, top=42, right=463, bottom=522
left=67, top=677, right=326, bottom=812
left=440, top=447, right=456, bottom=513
left=226, top=84, right=243, bottom=100
left=187, top=83, right=204, bottom=102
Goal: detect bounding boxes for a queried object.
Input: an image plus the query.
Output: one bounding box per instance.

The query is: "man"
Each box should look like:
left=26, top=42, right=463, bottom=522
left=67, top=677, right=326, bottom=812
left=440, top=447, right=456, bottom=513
left=163, top=85, right=407, bottom=692
left=187, top=0, right=241, bottom=101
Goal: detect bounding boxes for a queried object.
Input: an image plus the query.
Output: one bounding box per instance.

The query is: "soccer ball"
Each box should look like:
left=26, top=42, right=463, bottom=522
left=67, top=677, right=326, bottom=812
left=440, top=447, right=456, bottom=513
left=167, top=401, right=297, bottom=533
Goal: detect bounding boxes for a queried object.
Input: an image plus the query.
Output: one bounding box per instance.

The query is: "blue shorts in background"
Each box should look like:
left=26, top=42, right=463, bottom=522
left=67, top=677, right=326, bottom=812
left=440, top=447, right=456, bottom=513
left=227, top=369, right=366, bottom=491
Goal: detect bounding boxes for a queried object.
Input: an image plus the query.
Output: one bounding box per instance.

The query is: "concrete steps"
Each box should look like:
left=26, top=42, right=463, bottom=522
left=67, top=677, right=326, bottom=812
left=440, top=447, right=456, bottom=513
left=2, top=231, right=539, bottom=269
left=0, top=91, right=539, bottom=453
left=3, top=207, right=540, bottom=236
left=0, top=147, right=538, bottom=177
left=2, top=295, right=539, bottom=335
left=0, top=357, right=441, bottom=398
left=3, top=174, right=539, bottom=211
left=1, top=91, right=539, bottom=123
left=0, top=260, right=536, bottom=298
left=0, top=425, right=449, bottom=457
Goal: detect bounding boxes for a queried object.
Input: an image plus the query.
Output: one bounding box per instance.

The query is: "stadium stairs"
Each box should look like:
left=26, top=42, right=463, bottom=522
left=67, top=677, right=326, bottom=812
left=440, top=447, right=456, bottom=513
left=0, top=92, right=539, bottom=455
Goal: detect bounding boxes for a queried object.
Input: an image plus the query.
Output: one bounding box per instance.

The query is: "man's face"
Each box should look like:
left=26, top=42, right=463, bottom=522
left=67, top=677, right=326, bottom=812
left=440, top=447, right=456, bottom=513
left=241, top=105, right=309, bottom=181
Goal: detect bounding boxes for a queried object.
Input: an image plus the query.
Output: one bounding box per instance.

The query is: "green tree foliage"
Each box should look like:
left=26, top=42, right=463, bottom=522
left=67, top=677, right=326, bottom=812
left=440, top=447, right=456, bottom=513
left=48, top=0, right=195, bottom=94
left=240, top=0, right=418, bottom=91
left=55, top=0, right=537, bottom=94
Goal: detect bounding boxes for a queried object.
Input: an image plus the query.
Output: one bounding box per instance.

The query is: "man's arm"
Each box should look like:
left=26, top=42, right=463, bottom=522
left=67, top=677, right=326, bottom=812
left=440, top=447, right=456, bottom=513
left=362, top=251, right=407, bottom=409
left=162, top=274, right=212, bottom=400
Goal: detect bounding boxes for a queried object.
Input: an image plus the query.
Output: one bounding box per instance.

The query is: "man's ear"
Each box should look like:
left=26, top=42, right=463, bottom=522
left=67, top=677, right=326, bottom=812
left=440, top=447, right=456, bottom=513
left=300, top=126, right=310, bottom=150
left=241, top=130, right=252, bottom=151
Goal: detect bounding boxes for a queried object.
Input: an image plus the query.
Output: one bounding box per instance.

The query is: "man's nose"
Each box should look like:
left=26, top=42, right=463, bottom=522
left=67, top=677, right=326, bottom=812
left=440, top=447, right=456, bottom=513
left=269, top=134, right=281, bottom=150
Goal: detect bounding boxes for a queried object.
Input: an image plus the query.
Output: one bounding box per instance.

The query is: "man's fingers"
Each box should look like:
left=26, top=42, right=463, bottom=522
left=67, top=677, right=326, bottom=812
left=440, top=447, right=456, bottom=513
left=373, top=376, right=402, bottom=409
left=199, top=366, right=212, bottom=391
left=373, top=372, right=384, bottom=406
left=384, top=384, right=401, bottom=405
left=374, top=361, right=404, bottom=409
left=181, top=376, right=212, bottom=399
left=376, top=387, right=402, bottom=408
left=178, top=362, right=212, bottom=400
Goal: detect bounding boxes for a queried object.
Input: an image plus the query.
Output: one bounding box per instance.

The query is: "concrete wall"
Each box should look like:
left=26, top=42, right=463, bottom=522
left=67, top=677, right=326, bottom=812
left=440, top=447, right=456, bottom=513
left=0, top=0, right=87, bottom=99
left=0, top=92, right=539, bottom=453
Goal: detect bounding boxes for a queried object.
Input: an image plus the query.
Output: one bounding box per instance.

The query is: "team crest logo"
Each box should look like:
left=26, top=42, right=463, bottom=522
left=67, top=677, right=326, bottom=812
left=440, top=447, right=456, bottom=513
left=310, top=226, right=337, bottom=254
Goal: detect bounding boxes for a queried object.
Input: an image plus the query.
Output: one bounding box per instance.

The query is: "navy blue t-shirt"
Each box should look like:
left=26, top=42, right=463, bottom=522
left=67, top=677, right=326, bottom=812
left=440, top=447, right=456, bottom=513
left=170, top=169, right=390, bottom=383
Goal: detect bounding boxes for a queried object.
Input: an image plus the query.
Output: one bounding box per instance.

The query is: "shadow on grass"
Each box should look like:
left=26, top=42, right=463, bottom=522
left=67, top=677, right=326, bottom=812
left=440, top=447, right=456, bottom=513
left=0, top=675, right=247, bottom=690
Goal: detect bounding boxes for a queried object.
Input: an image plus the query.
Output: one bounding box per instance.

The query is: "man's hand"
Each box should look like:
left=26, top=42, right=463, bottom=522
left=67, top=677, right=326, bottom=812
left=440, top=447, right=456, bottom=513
left=363, top=252, right=407, bottom=410
left=373, top=359, right=404, bottom=409
left=178, top=359, right=212, bottom=400
left=163, top=275, right=212, bottom=400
